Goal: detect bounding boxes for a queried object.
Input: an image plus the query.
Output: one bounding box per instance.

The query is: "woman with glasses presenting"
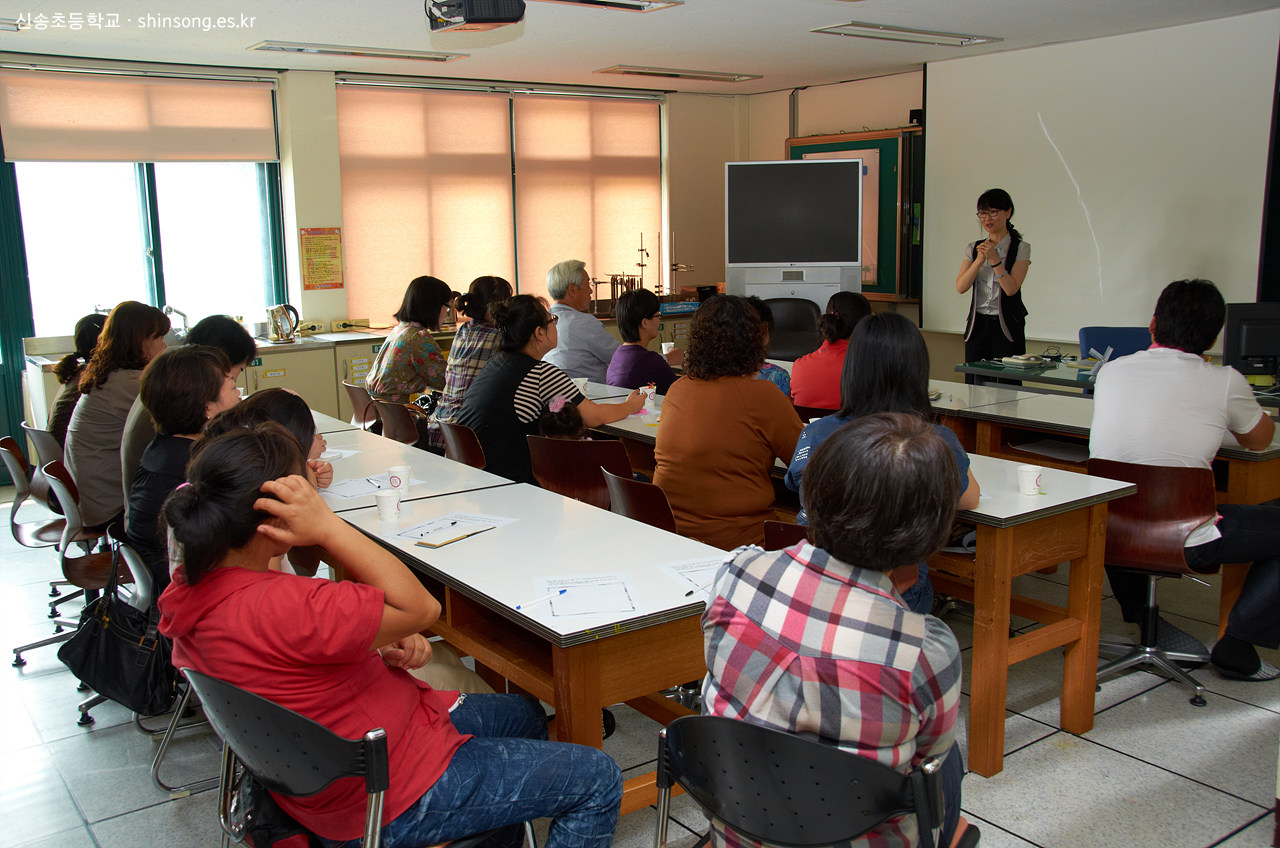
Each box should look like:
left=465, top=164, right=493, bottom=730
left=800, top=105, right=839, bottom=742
left=955, top=188, right=1032, bottom=374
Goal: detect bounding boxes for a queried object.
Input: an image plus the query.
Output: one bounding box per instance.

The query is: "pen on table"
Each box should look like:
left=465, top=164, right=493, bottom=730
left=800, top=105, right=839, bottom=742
left=515, top=588, right=567, bottom=611
left=685, top=579, right=714, bottom=597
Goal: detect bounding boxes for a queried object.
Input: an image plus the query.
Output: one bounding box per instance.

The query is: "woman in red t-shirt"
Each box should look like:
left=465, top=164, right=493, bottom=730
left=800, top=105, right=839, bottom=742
left=157, top=423, right=620, bottom=848
left=789, top=291, right=870, bottom=410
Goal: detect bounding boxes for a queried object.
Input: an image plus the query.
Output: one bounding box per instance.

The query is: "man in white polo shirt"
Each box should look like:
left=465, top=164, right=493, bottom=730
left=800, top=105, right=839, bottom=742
left=1090, top=279, right=1278, bottom=681
left=543, top=259, right=619, bottom=383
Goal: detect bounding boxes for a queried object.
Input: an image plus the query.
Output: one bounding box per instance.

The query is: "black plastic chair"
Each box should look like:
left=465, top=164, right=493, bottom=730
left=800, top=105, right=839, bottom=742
left=184, top=669, right=517, bottom=848
left=655, top=715, right=944, bottom=848
left=764, top=298, right=821, bottom=362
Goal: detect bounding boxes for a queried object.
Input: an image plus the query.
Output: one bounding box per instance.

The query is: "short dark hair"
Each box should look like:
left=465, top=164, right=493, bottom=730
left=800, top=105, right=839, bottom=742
left=818, top=291, right=872, bottom=343
left=395, top=276, right=456, bottom=330
left=686, top=295, right=766, bottom=380
left=140, top=345, right=231, bottom=436
left=538, top=399, right=586, bottom=439
left=162, top=422, right=307, bottom=585
left=838, top=312, right=931, bottom=419
left=492, top=295, right=552, bottom=353
left=1151, top=279, right=1225, bottom=354
left=616, top=288, right=662, bottom=343
left=187, top=315, right=257, bottom=369
left=456, top=276, right=513, bottom=323
left=803, top=412, right=959, bottom=571
left=206, top=388, right=317, bottom=456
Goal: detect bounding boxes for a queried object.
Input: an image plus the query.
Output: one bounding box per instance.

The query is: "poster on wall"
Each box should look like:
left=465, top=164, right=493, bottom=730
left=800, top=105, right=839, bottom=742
left=301, top=227, right=345, bottom=291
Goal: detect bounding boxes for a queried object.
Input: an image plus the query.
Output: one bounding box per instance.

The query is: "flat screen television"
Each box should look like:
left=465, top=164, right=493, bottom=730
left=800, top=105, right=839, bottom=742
left=725, top=159, right=862, bottom=267
left=1223, top=301, right=1280, bottom=378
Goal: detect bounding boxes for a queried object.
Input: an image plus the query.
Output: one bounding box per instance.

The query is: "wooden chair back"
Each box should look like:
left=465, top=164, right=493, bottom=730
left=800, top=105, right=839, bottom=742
left=439, top=421, right=486, bottom=469
left=527, top=436, right=632, bottom=510
left=19, top=421, right=62, bottom=511
left=602, top=468, right=677, bottom=533
left=1086, top=459, right=1217, bottom=575
left=373, top=401, right=420, bottom=445
left=1, top=437, right=65, bottom=548
left=43, top=460, right=122, bottom=590
left=342, top=381, right=379, bottom=430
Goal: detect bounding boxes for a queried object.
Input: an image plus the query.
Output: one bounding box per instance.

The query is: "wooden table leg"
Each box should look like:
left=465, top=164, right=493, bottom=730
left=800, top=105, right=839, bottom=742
left=1060, top=503, right=1105, bottom=735
left=551, top=642, right=603, bottom=748
left=967, top=524, right=1014, bottom=777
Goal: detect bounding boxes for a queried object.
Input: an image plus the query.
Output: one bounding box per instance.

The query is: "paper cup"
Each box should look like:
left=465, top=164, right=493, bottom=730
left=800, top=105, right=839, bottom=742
left=387, top=465, right=411, bottom=495
left=570, top=377, right=589, bottom=394
left=661, top=342, right=675, bottom=356
left=374, top=489, right=401, bottom=520
left=1016, top=464, right=1043, bottom=496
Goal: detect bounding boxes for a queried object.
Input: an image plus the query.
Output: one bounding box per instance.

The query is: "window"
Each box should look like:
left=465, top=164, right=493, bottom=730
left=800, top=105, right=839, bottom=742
left=15, top=161, right=281, bottom=335
left=337, top=85, right=662, bottom=319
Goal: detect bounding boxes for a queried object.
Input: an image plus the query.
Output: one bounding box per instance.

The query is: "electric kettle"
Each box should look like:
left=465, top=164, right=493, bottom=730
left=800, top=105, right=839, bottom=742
left=267, top=304, right=300, bottom=343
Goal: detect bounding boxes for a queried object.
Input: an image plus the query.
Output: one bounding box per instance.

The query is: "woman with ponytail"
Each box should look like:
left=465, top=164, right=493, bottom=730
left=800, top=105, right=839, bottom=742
left=955, top=188, right=1032, bottom=377
left=423, top=275, right=513, bottom=451
left=47, top=313, right=106, bottom=446
left=789, top=291, right=871, bottom=409
left=158, top=424, right=621, bottom=848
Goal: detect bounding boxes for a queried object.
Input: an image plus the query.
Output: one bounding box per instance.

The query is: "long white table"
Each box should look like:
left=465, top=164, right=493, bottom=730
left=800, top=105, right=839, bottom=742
left=342, top=482, right=725, bottom=813
left=312, top=410, right=359, bottom=435
left=318, top=428, right=513, bottom=514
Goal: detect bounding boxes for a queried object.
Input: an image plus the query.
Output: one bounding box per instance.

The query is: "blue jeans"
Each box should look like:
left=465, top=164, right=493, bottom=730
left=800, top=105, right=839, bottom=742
left=324, top=694, right=622, bottom=848
left=1185, top=503, right=1280, bottom=649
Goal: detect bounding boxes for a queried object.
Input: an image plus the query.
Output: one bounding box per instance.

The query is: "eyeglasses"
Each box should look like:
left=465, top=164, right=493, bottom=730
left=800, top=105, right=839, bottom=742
left=543, top=314, right=559, bottom=327
left=976, top=209, right=1004, bottom=220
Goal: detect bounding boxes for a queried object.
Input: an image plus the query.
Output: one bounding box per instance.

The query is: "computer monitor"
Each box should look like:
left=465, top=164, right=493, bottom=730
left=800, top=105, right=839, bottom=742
left=1222, top=302, right=1280, bottom=378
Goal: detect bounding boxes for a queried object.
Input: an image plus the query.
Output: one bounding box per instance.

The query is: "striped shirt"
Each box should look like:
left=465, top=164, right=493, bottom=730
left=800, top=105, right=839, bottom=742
left=426, top=321, right=502, bottom=450
left=702, top=542, right=962, bottom=848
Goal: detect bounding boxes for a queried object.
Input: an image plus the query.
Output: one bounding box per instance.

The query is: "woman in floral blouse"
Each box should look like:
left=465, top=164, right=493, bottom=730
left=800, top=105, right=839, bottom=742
left=367, top=275, right=455, bottom=405
left=424, top=275, right=513, bottom=451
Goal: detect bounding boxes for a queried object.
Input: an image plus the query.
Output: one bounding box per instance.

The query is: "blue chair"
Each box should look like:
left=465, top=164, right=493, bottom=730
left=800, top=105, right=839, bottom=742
left=1078, top=326, right=1151, bottom=361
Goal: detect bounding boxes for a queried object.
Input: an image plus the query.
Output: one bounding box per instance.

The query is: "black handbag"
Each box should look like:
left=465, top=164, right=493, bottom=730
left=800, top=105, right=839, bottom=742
left=57, top=545, right=179, bottom=716
left=228, top=768, right=316, bottom=848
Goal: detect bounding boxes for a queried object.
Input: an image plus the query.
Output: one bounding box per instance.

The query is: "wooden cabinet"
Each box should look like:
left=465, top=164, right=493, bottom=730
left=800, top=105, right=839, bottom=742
left=240, top=344, right=339, bottom=418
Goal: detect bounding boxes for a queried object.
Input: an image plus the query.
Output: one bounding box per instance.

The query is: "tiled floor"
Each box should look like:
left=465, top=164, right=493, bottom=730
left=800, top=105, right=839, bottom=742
left=2, top=487, right=1277, bottom=848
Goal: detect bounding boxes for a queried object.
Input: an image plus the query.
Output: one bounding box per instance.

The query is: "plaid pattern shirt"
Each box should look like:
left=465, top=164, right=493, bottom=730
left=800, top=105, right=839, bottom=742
left=702, top=543, right=962, bottom=848
left=424, top=321, right=501, bottom=450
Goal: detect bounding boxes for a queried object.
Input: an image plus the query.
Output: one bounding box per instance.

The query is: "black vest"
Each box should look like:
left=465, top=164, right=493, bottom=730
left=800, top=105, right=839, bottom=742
left=456, top=351, right=541, bottom=484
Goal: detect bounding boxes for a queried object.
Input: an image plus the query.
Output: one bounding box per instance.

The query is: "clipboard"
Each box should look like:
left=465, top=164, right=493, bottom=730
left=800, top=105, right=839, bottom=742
left=411, top=522, right=496, bottom=548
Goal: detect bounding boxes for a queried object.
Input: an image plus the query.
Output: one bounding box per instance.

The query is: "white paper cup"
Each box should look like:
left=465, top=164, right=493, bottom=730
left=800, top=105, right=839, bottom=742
left=661, top=342, right=675, bottom=356
left=387, top=465, right=411, bottom=495
left=570, top=377, right=589, bottom=394
left=374, top=489, right=400, bottom=520
left=1016, top=464, right=1043, bottom=496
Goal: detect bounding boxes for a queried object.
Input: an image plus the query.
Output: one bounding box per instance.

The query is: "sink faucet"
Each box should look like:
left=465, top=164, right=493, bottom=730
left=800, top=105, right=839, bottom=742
left=162, top=305, right=188, bottom=335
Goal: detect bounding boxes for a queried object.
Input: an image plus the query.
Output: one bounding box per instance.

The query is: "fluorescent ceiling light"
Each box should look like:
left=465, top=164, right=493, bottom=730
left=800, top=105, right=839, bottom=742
left=0, top=17, right=29, bottom=32
left=595, top=65, right=761, bottom=83
left=532, top=0, right=682, bottom=11
left=249, top=41, right=467, bottom=63
left=811, top=21, right=1000, bottom=47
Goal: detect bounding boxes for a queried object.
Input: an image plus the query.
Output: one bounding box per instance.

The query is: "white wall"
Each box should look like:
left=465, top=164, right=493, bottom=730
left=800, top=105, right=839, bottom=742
left=923, top=10, right=1280, bottom=344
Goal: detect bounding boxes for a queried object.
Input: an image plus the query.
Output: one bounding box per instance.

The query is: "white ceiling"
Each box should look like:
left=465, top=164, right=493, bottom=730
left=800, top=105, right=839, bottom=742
left=2, top=0, right=1278, bottom=94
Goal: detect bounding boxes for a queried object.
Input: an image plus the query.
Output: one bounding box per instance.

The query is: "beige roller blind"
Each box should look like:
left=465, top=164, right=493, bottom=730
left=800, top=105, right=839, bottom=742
left=337, top=86, right=515, bottom=326
left=0, top=71, right=277, bottom=162
left=512, top=95, right=661, bottom=302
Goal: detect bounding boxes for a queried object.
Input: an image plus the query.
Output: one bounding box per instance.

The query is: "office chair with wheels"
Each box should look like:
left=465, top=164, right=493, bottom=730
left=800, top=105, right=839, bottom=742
left=439, top=421, right=486, bottom=469
left=527, top=436, right=632, bottom=510
left=1087, top=458, right=1218, bottom=706
left=763, top=298, right=821, bottom=362
left=20, top=421, right=64, bottom=515
left=11, top=461, right=120, bottom=669
left=655, top=715, right=945, bottom=848
left=602, top=468, right=677, bottom=532
left=0, top=436, right=64, bottom=549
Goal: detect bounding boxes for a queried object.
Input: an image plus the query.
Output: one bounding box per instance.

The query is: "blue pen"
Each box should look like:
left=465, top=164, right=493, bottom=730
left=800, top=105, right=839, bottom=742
left=516, top=588, right=567, bottom=611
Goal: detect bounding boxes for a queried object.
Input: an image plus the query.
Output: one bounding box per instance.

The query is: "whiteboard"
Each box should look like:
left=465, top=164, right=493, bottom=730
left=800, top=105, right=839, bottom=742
left=922, top=10, right=1280, bottom=345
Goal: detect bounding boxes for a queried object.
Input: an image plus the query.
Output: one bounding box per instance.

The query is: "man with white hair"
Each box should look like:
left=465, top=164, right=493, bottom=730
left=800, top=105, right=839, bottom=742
left=543, top=259, right=619, bottom=382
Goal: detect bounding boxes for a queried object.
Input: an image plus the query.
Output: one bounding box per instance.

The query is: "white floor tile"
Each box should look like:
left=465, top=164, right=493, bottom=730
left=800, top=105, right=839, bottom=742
left=0, top=744, right=84, bottom=848
left=89, top=787, right=223, bottom=848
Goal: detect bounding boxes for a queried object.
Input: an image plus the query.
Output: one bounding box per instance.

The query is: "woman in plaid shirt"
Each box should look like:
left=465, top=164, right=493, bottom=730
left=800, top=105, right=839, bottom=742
left=703, top=412, right=975, bottom=848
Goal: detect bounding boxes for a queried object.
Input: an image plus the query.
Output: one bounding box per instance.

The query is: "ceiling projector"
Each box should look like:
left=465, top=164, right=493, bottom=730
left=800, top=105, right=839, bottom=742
left=426, top=0, right=526, bottom=32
